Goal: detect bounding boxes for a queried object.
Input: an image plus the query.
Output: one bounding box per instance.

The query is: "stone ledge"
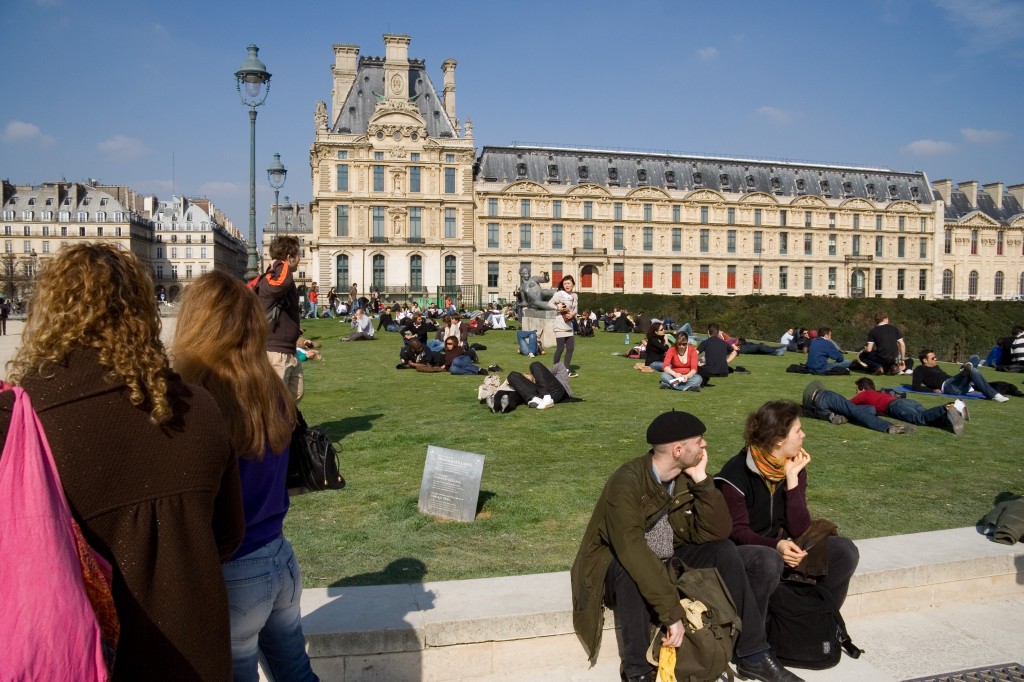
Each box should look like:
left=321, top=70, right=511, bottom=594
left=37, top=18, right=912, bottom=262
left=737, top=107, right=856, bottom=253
left=296, top=527, right=1024, bottom=679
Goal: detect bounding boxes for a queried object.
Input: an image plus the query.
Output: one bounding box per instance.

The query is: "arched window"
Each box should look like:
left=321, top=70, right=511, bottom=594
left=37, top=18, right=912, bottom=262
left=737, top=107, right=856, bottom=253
left=372, top=254, right=385, bottom=291
left=444, top=255, right=456, bottom=288
left=994, top=271, right=1004, bottom=297
left=942, top=269, right=953, bottom=296
left=581, top=264, right=594, bottom=288
left=410, top=255, right=422, bottom=290
left=968, top=270, right=978, bottom=297
left=336, top=254, right=349, bottom=289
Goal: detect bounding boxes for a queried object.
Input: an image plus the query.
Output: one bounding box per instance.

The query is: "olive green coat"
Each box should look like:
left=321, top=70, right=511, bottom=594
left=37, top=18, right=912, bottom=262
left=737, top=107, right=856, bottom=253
left=569, top=453, right=732, bottom=662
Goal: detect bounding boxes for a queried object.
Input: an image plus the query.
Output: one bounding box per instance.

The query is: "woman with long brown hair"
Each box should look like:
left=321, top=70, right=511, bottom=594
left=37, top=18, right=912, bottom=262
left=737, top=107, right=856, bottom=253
left=173, top=271, right=318, bottom=682
left=4, top=243, right=244, bottom=680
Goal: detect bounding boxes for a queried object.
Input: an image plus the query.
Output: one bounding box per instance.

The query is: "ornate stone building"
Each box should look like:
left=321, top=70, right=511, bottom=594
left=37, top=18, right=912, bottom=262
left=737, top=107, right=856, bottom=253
left=261, top=197, right=314, bottom=293
left=309, top=34, right=476, bottom=301
left=306, top=34, right=1022, bottom=304
left=933, top=180, right=1024, bottom=300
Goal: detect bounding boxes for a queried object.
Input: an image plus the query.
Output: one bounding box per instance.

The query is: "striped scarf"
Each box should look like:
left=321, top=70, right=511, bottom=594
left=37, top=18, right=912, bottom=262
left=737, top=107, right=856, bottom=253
left=750, top=445, right=787, bottom=495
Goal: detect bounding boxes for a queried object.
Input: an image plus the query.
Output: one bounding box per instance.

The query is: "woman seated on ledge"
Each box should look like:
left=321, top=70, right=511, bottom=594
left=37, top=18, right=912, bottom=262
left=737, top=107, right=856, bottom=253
left=714, top=400, right=859, bottom=624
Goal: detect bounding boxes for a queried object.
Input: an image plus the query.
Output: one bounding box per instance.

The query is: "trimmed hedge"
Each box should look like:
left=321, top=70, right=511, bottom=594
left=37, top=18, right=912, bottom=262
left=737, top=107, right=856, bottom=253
left=577, top=293, right=1023, bottom=362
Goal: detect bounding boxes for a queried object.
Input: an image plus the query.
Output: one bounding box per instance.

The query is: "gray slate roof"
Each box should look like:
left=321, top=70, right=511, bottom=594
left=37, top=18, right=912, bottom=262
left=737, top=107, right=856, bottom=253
left=332, top=57, right=456, bottom=138
left=942, top=188, right=1024, bottom=225
left=475, top=146, right=932, bottom=205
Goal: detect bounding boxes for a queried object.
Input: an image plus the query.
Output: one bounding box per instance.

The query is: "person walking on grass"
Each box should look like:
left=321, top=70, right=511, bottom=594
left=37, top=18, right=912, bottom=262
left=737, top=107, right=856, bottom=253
left=551, top=274, right=579, bottom=377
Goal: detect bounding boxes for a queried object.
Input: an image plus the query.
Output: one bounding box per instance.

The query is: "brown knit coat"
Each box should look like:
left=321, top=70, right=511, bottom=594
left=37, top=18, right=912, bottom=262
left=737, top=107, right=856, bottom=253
left=0, top=350, right=244, bottom=681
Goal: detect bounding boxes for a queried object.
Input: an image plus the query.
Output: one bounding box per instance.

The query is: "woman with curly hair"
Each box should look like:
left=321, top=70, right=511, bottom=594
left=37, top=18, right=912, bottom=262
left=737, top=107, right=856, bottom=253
left=173, top=271, right=319, bottom=682
left=714, top=400, right=859, bottom=629
left=2, top=243, right=244, bottom=681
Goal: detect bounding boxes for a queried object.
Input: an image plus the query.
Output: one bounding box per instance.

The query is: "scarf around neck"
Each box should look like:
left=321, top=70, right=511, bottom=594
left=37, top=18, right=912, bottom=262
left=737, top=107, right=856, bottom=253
left=749, top=444, right=787, bottom=494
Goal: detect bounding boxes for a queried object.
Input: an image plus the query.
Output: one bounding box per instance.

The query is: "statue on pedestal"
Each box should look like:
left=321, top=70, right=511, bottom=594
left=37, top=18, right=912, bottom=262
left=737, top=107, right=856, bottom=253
left=517, top=266, right=557, bottom=310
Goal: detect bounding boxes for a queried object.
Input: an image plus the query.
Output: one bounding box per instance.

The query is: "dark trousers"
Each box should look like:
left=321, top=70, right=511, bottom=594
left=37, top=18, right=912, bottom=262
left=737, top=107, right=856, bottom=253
left=506, top=361, right=566, bottom=403
left=736, top=535, right=859, bottom=629
left=859, top=349, right=898, bottom=374
left=604, top=540, right=771, bottom=678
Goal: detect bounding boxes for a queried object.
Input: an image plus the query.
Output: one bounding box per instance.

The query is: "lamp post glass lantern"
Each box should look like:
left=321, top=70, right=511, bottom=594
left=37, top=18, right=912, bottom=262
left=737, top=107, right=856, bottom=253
left=267, top=153, right=287, bottom=247
left=235, top=44, right=272, bottom=280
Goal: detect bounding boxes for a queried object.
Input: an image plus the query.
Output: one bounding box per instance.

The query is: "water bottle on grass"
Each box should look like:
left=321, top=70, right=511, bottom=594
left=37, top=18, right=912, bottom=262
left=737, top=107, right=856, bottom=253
left=624, top=333, right=631, bottom=345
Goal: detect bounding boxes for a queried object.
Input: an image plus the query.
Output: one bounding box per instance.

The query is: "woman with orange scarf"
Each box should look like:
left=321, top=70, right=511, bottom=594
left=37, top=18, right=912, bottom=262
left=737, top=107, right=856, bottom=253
left=714, top=400, right=859, bottom=628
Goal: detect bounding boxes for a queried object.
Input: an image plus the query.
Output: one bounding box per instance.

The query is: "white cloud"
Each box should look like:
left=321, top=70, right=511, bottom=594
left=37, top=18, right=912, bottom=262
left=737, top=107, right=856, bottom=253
left=961, top=127, right=1012, bottom=144
left=97, top=135, right=149, bottom=162
left=932, top=0, right=1024, bottom=52
left=696, top=47, right=719, bottom=61
left=901, top=139, right=957, bottom=156
left=755, top=106, right=793, bottom=124
left=2, top=120, right=56, bottom=146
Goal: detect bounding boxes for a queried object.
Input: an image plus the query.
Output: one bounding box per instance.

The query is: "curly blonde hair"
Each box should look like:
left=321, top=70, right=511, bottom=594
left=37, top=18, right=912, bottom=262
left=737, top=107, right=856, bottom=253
left=6, top=243, right=172, bottom=423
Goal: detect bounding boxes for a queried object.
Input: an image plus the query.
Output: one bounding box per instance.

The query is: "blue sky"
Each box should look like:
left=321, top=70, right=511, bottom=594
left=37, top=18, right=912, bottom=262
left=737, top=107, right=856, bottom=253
left=2, top=0, right=1022, bottom=231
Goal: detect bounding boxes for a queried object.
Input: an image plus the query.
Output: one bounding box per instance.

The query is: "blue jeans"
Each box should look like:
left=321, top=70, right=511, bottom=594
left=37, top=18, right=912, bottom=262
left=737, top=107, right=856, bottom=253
left=449, top=354, right=481, bottom=375
left=941, top=355, right=997, bottom=399
left=222, top=537, right=318, bottom=682
left=659, top=371, right=703, bottom=391
left=887, top=398, right=951, bottom=428
left=516, top=330, right=538, bottom=355
left=648, top=361, right=664, bottom=371
left=814, top=388, right=892, bottom=432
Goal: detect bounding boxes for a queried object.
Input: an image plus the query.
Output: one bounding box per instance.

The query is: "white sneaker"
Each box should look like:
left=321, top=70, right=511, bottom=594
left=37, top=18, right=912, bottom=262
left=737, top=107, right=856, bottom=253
left=528, top=396, right=543, bottom=408
left=902, top=369, right=913, bottom=375
left=536, top=395, right=555, bottom=410
left=994, top=393, right=1010, bottom=403
left=528, top=352, right=535, bottom=358
left=953, top=399, right=970, bottom=421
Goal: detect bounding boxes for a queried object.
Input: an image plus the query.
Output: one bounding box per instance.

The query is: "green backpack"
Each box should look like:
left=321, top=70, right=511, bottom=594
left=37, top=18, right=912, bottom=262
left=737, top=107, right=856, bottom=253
left=647, top=559, right=742, bottom=682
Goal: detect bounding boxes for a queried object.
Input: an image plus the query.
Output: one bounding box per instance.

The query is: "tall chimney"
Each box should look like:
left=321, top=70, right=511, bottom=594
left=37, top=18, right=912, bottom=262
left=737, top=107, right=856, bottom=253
left=382, top=34, right=411, bottom=102
left=1008, top=184, right=1024, bottom=209
left=932, top=178, right=952, bottom=204
left=442, top=58, right=457, bottom=122
left=331, top=44, right=359, bottom=124
left=983, top=181, right=1004, bottom=208
left=958, top=180, right=978, bottom=209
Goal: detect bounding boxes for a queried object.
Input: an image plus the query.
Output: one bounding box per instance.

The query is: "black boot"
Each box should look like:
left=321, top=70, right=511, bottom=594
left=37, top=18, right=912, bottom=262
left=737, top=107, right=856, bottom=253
left=736, top=651, right=805, bottom=682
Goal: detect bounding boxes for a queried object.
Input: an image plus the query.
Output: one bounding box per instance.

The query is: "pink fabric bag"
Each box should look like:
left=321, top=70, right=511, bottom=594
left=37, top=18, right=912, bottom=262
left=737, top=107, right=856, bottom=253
left=0, top=386, right=109, bottom=681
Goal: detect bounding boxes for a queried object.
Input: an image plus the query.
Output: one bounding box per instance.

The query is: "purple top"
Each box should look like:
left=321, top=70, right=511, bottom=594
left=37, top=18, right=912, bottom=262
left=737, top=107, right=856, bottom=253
left=231, top=444, right=291, bottom=560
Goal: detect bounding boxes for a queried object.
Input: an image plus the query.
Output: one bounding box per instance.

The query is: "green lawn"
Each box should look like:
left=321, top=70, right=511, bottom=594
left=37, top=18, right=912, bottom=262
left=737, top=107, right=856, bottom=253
left=286, top=319, right=1023, bottom=587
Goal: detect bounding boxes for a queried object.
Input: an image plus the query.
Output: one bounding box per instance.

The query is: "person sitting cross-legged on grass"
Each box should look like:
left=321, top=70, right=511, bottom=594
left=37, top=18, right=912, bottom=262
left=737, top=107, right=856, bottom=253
left=851, top=377, right=967, bottom=435
left=340, top=308, right=375, bottom=341
left=806, top=327, right=852, bottom=375
left=911, top=349, right=1009, bottom=402
left=659, top=332, right=703, bottom=392
left=801, top=380, right=914, bottom=435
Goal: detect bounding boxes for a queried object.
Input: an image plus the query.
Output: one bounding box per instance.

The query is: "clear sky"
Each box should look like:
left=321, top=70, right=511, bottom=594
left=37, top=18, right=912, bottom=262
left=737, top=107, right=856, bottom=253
left=2, top=0, right=1022, bottom=231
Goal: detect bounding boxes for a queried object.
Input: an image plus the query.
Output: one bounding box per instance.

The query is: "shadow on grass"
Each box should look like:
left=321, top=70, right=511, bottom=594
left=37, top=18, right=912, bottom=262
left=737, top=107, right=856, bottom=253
left=330, top=556, right=431, bottom=588
left=314, top=413, right=384, bottom=442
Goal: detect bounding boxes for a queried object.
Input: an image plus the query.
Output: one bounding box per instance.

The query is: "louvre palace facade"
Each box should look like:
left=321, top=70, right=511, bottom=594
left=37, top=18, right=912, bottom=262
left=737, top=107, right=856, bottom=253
left=309, top=34, right=1024, bottom=303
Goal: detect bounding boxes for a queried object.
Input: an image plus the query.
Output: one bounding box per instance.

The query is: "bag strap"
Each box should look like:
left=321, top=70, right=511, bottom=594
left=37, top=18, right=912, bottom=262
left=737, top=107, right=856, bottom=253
left=810, top=581, right=864, bottom=659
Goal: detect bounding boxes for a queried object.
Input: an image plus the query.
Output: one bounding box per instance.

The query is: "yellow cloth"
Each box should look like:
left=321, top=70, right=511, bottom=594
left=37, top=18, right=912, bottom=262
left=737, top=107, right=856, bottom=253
left=749, top=444, right=786, bottom=495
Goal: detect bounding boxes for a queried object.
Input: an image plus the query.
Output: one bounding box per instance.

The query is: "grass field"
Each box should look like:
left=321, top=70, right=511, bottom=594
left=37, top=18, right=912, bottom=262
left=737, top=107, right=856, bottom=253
left=286, top=319, right=1023, bottom=587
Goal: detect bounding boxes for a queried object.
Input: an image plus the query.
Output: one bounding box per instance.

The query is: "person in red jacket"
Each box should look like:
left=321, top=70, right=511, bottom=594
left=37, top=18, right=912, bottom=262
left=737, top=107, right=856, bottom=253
left=851, top=377, right=966, bottom=434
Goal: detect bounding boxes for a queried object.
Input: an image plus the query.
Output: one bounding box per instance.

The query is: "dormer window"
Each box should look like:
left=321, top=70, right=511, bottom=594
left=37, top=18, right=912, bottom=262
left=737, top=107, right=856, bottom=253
left=819, top=181, right=831, bottom=197
left=692, top=172, right=703, bottom=188
left=100, top=198, right=108, bottom=206
left=866, top=183, right=876, bottom=198
left=547, top=164, right=558, bottom=181
left=796, top=178, right=806, bottom=193
left=516, top=163, right=527, bottom=179
left=608, top=167, right=619, bottom=185
left=27, top=198, right=36, bottom=206
left=771, top=177, right=782, bottom=193
left=746, top=175, right=756, bottom=189
left=578, top=165, right=589, bottom=180
left=719, top=173, right=730, bottom=190
left=664, top=170, right=676, bottom=187
left=83, top=198, right=91, bottom=206
left=62, top=197, right=71, bottom=205
left=45, top=198, right=53, bottom=205
left=637, top=169, right=648, bottom=184
left=888, top=184, right=899, bottom=199
left=910, top=186, right=921, bottom=201
left=842, top=181, right=853, bottom=197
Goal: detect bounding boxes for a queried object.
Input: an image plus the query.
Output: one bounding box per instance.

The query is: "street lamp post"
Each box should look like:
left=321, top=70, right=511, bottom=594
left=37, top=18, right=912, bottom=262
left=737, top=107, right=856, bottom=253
left=235, top=44, right=272, bottom=281
left=267, top=153, right=287, bottom=247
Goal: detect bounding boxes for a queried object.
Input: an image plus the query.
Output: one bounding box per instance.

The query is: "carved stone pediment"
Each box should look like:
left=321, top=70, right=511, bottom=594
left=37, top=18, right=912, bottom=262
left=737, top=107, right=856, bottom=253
left=738, top=192, right=778, bottom=205
left=502, top=181, right=550, bottom=195
left=839, top=198, right=874, bottom=211
left=568, top=183, right=611, bottom=197
left=791, top=195, right=828, bottom=208
left=1009, top=215, right=1024, bottom=228
left=625, top=186, right=669, bottom=200
left=956, top=211, right=1000, bottom=228
left=367, top=102, right=427, bottom=140
left=886, top=200, right=923, bottom=213
left=685, top=189, right=725, bottom=203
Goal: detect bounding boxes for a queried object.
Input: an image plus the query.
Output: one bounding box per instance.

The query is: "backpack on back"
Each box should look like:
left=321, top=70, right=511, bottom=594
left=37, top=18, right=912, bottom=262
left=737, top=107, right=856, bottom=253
left=766, top=581, right=862, bottom=670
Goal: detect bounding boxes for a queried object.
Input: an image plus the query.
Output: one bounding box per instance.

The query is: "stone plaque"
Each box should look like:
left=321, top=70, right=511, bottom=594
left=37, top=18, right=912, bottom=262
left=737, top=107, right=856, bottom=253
left=417, top=445, right=485, bottom=522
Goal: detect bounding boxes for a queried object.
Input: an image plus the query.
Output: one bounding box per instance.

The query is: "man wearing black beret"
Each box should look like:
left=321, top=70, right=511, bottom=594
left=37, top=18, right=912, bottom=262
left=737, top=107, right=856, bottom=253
left=570, top=411, right=803, bottom=682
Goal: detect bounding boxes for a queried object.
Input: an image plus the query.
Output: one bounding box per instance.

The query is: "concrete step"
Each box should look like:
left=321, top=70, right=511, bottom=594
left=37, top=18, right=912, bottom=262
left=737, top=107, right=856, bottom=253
left=294, top=527, right=1024, bottom=682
